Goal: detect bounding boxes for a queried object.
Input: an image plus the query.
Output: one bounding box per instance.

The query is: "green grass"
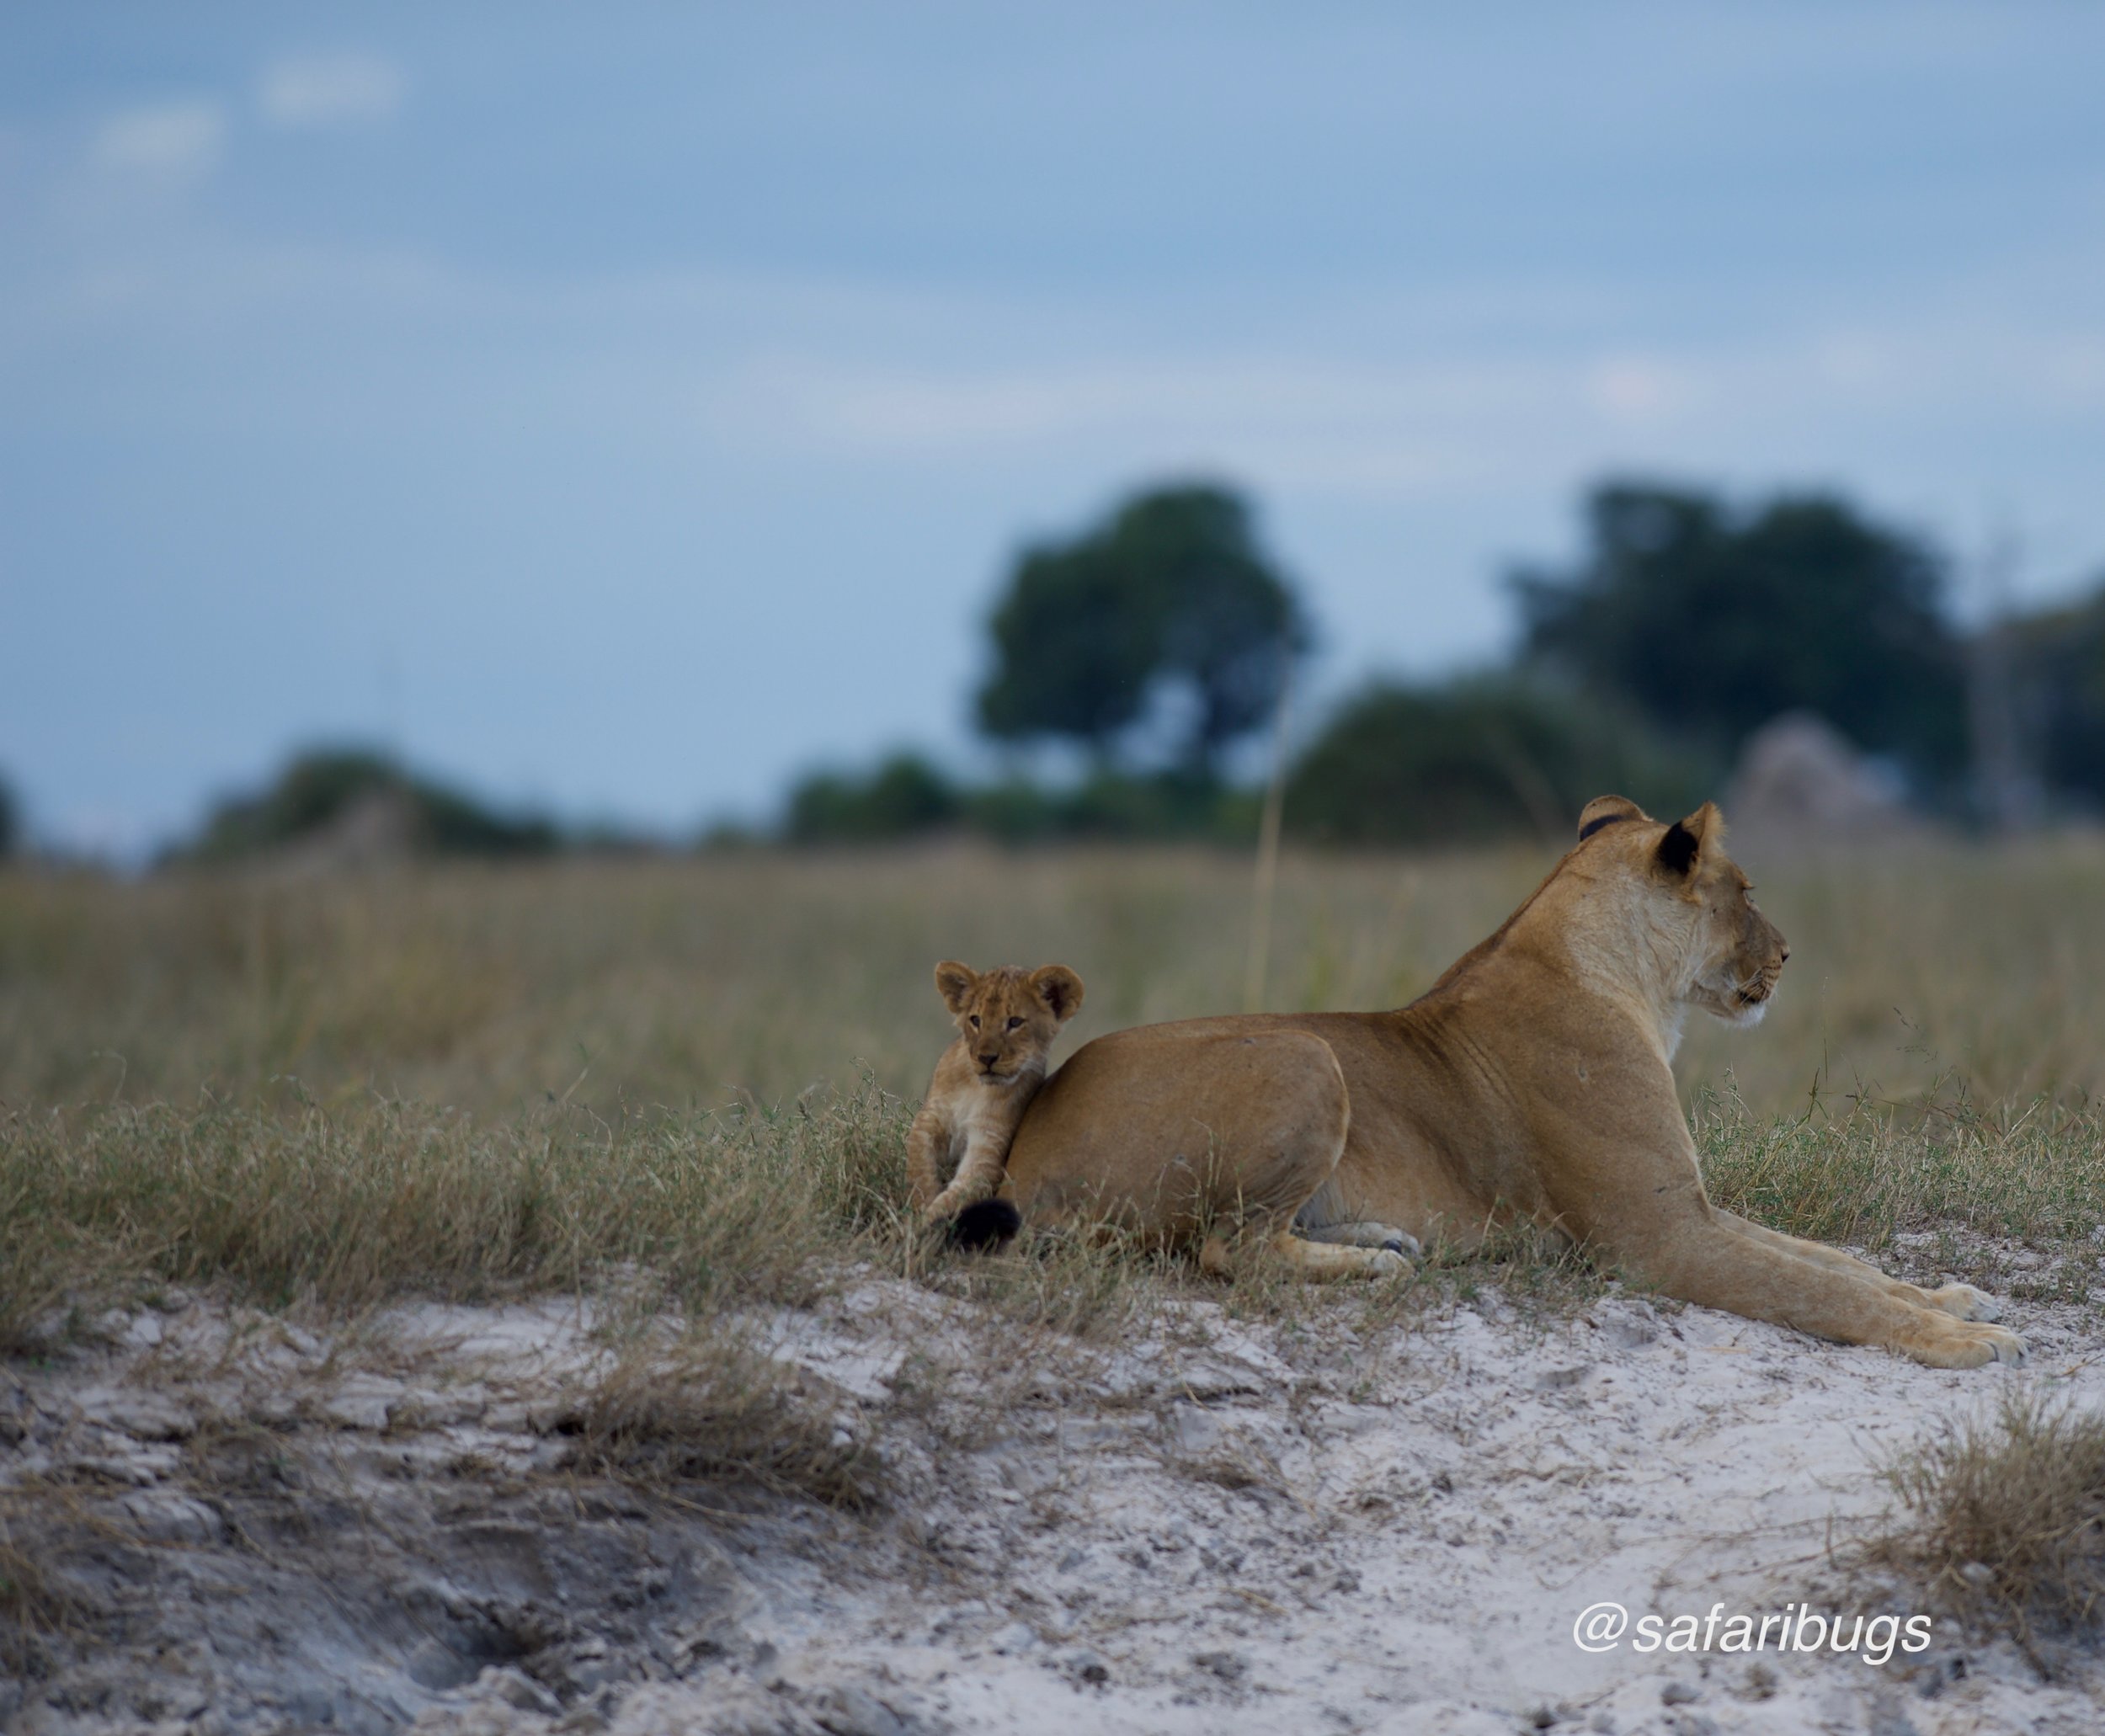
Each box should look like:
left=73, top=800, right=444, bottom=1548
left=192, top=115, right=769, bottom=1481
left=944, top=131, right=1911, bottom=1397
left=1698, top=1082, right=2105, bottom=1298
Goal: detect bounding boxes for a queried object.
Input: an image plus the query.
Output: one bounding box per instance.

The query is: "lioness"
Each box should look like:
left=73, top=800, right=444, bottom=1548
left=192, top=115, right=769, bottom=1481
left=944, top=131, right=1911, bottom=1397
left=998, top=797, right=2022, bottom=1366
left=907, top=960, right=1084, bottom=1224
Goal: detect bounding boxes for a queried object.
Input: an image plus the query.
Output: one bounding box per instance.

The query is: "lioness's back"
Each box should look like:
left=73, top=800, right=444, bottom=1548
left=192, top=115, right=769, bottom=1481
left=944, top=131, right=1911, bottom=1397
left=1003, top=1022, right=1349, bottom=1238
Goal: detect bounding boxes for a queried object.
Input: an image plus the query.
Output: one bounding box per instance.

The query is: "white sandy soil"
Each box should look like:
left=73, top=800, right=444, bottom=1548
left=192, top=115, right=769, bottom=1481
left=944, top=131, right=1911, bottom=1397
left=7, top=1253, right=2103, bottom=1735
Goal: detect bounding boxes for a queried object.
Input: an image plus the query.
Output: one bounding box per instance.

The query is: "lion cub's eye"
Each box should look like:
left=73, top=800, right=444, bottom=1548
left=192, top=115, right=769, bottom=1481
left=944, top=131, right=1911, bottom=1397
left=1006, top=1016, right=1025, bottom=1030
left=968, top=1015, right=980, bottom=1029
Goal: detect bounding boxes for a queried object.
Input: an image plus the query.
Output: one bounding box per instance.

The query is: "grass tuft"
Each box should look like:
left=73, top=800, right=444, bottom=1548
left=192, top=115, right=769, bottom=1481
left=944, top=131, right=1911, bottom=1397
left=1862, top=1391, right=2105, bottom=1657
left=554, top=1334, right=885, bottom=1509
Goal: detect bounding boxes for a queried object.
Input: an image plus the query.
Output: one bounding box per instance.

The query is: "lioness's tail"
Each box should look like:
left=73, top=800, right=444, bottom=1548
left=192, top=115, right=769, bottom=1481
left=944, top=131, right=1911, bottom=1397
left=948, top=1198, right=1021, bottom=1252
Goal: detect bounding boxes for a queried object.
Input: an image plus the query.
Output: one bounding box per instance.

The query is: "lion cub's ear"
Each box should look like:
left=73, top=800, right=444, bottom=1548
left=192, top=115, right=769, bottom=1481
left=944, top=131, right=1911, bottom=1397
left=1030, top=964, right=1084, bottom=1025
left=934, top=960, right=979, bottom=1014
left=1655, top=801, right=1724, bottom=879
left=1577, top=794, right=1648, bottom=842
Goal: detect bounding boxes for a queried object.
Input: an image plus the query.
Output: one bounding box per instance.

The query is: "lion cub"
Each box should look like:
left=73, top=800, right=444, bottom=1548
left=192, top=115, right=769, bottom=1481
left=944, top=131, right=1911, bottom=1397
left=908, top=959, right=1084, bottom=1224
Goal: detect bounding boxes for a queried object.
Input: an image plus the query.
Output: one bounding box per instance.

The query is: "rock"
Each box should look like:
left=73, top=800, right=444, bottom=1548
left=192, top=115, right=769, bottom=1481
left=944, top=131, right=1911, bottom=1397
left=120, top=1491, right=226, bottom=1546
left=317, top=1375, right=405, bottom=1431
left=807, top=1682, right=923, bottom=1736
left=482, top=1667, right=562, bottom=1715
left=1660, top=1680, right=1702, bottom=1705
left=78, top=1387, right=197, bottom=1441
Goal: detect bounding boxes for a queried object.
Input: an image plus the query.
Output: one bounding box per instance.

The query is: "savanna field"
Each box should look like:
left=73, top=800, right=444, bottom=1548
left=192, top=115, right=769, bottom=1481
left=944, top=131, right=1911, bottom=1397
left=11, top=842, right=2105, bottom=1733
left=8, top=837, right=2105, bottom=1338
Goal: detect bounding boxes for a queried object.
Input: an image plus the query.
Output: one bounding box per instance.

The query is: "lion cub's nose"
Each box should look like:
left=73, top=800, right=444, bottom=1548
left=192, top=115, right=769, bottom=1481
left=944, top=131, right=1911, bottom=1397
left=978, top=1052, right=1000, bottom=1069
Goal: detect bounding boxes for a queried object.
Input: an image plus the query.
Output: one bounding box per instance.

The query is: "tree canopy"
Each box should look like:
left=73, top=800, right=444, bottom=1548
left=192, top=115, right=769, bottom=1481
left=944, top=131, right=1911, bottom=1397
left=177, top=748, right=559, bottom=863
left=2011, top=578, right=2105, bottom=808
left=785, top=753, right=961, bottom=844
left=976, top=484, right=1307, bottom=775
left=1513, top=484, right=1969, bottom=780
left=1287, top=677, right=1709, bottom=848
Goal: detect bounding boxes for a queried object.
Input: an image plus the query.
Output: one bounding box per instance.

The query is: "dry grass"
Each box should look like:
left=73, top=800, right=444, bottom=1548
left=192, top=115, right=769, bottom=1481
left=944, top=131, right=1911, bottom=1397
left=553, top=1333, right=886, bottom=1509
left=3, top=838, right=2102, bottom=1351
left=0, top=1084, right=909, bottom=1350
left=1863, top=1391, right=2105, bottom=1659
left=1698, top=1084, right=2105, bottom=1298
left=10, top=835, right=2105, bottom=1120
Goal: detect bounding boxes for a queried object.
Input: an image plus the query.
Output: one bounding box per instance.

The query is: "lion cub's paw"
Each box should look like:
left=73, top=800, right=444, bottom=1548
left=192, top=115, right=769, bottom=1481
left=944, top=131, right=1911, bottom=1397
left=1928, top=1283, right=2001, bottom=1322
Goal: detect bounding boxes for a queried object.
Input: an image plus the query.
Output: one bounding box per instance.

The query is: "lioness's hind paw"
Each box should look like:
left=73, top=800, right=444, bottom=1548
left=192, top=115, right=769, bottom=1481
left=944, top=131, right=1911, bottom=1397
left=1982, top=1325, right=2027, bottom=1365
left=1931, top=1283, right=2001, bottom=1322
left=1945, top=1323, right=2027, bottom=1368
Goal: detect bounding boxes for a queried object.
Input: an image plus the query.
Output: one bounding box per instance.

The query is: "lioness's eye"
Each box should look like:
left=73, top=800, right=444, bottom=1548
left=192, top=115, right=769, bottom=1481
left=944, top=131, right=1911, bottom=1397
left=1006, top=1016, right=1025, bottom=1030
left=968, top=1015, right=980, bottom=1029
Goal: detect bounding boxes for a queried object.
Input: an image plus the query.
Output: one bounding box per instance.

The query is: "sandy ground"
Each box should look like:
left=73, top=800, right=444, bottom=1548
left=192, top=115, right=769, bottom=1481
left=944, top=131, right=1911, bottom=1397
left=8, top=1255, right=2104, bottom=1736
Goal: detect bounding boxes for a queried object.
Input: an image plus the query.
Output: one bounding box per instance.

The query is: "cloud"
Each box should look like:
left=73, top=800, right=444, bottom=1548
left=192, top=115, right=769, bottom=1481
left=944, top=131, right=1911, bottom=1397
left=91, top=100, right=226, bottom=180
left=258, top=53, right=404, bottom=129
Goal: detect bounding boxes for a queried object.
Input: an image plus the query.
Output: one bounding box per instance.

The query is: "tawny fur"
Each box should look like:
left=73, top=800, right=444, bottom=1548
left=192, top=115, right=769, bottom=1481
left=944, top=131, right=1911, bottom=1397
left=999, top=796, right=2024, bottom=1364
left=907, top=960, right=1083, bottom=1224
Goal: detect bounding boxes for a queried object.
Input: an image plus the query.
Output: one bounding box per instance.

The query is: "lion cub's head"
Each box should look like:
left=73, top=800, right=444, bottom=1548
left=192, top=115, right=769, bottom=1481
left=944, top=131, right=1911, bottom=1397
left=932, top=960, right=1084, bottom=1084
left=1576, top=795, right=1789, bottom=1026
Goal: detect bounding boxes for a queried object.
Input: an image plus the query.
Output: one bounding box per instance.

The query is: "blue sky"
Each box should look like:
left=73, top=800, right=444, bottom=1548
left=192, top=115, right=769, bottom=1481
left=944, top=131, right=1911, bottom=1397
left=5, top=3, right=2103, bottom=854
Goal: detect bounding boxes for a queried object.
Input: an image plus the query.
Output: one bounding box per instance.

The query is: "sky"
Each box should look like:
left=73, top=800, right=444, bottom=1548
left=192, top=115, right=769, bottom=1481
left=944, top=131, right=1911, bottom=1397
left=4, top=3, right=2103, bottom=855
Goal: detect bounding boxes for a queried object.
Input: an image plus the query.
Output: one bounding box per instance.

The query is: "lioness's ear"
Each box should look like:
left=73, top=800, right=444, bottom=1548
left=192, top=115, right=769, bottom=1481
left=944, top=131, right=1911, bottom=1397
left=1031, top=964, right=1084, bottom=1024
left=1655, top=802, right=1723, bottom=879
left=1577, top=794, right=1647, bottom=843
left=934, top=960, right=978, bottom=1014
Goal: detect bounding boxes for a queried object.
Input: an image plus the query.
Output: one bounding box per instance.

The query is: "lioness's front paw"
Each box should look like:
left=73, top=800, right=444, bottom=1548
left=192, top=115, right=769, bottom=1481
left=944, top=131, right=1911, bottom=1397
left=1380, top=1229, right=1423, bottom=1261
left=1929, top=1283, right=2001, bottom=1322
left=1369, top=1246, right=1412, bottom=1277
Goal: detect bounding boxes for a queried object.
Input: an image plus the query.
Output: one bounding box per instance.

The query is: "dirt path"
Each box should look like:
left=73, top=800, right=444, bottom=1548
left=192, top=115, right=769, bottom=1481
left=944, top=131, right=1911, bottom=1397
left=8, top=1268, right=2102, bottom=1734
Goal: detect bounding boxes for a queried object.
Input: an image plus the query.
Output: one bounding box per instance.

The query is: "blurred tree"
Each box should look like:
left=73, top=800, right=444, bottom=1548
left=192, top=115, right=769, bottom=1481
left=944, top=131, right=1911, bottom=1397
left=2009, top=576, right=2105, bottom=809
left=977, top=484, right=1308, bottom=775
left=177, top=747, right=559, bottom=863
left=1513, top=483, right=1968, bottom=780
left=785, top=752, right=961, bottom=844
left=0, top=769, right=18, bottom=859
left=1286, top=676, right=1711, bottom=848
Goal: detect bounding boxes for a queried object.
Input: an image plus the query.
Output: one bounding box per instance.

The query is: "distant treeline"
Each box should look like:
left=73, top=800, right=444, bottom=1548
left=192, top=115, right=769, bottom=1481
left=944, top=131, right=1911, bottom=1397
left=782, top=477, right=2105, bottom=848
left=7, top=473, right=2100, bottom=868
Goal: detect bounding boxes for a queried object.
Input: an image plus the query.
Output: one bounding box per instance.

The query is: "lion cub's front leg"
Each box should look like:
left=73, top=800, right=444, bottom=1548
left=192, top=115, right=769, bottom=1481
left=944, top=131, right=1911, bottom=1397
left=904, top=1099, right=955, bottom=1214
left=923, top=1080, right=1037, bottom=1222
left=924, top=1127, right=1011, bottom=1221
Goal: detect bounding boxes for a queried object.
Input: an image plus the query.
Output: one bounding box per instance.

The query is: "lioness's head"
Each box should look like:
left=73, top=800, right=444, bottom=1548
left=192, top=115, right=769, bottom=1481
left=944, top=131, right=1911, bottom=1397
left=932, top=960, right=1085, bottom=1084
left=1575, top=795, right=1788, bottom=1026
